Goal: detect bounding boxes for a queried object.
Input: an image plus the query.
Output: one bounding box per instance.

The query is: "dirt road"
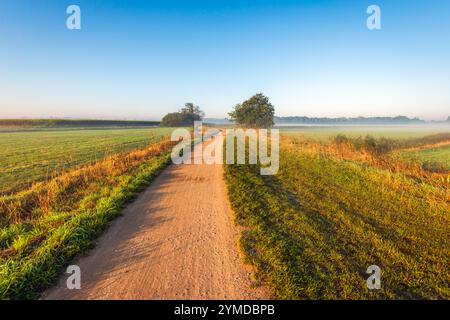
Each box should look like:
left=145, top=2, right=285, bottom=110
left=43, top=139, right=267, bottom=300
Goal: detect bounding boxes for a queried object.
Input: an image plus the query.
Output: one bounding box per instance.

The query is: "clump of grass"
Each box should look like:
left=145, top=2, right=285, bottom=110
left=225, top=135, right=450, bottom=299
left=0, top=139, right=175, bottom=299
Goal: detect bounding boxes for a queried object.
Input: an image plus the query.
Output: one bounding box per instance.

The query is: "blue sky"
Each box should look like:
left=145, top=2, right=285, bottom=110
left=0, top=0, right=449, bottom=120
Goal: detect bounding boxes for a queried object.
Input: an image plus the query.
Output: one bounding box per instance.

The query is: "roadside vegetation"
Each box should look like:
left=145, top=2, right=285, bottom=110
left=0, top=119, right=159, bottom=129
left=0, top=137, right=175, bottom=299
left=224, top=133, right=450, bottom=299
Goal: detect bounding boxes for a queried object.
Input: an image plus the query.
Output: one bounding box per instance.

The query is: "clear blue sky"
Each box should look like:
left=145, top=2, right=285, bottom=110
left=1, top=0, right=449, bottom=120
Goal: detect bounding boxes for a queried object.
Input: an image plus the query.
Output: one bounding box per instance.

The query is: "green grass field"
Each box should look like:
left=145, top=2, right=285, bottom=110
left=225, top=131, right=450, bottom=299
left=0, top=128, right=174, bottom=194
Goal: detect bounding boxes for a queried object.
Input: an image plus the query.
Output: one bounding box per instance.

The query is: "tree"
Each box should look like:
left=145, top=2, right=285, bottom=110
left=181, top=103, right=205, bottom=118
left=161, top=103, right=204, bottom=127
left=228, top=93, right=275, bottom=128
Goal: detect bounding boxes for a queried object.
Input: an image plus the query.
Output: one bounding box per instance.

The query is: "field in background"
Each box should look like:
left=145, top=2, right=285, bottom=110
left=279, top=124, right=450, bottom=141
left=225, top=129, right=450, bottom=299
left=0, top=127, right=174, bottom=194
left=0, top=131, right=175, bottom=299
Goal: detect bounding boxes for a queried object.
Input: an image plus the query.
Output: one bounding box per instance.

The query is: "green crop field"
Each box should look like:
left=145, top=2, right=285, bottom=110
left=0, top=119, right=159, bottom=129
left=1, top=124, right=449, bottom=299
left=0, top=129, right=176, bottom=299
left=0, top=127, right=174, bottom=194
left=279, top=125, right=450, bottom=141
left=225, top=131, right=450, bottom=299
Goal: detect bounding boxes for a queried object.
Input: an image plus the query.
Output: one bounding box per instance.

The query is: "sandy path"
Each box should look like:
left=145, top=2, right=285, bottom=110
left=43, top=139, right=267, bottom=300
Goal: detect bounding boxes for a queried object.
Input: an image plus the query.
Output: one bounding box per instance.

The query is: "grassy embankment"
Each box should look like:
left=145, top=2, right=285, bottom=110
left=224, top=132, right=450, bottom=299
left=0, top=129, right=176, bottom=299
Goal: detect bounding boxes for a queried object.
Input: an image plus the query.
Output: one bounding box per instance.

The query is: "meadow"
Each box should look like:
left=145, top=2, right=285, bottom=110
left=225, top=129, right=450, bottom=299
left=0, top=127, right=174, bottom=194
left=0, top=126, right=176, bottom=299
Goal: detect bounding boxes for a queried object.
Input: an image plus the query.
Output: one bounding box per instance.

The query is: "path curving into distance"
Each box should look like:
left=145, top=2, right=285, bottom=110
left=43, top=137, right=267, bottom=300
